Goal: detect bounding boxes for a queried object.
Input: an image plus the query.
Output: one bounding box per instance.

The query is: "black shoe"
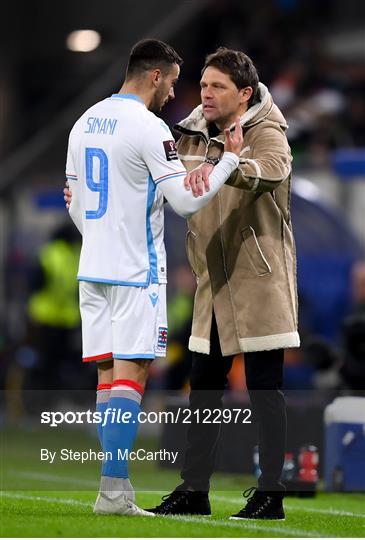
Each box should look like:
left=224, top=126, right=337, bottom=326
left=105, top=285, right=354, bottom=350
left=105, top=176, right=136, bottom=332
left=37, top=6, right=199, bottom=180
left=145, top=490, right=211, bottom=515
left=230, top=487, right=285, bottom=520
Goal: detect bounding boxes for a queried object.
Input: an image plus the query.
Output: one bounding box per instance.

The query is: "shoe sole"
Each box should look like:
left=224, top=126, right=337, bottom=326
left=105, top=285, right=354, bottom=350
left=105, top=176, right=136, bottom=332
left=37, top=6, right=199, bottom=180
left=149, top=512, right=211, bottom=517
left=229, top=516, right=285, bottom=521
left=94, top=504, right=155, bottom=517
left=94, top=509, right=155, bottom=517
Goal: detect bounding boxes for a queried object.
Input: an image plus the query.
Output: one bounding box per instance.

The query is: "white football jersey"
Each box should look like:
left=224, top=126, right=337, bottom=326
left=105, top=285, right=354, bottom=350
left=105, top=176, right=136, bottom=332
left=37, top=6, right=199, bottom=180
left=66, top=94, right=186, bottom=286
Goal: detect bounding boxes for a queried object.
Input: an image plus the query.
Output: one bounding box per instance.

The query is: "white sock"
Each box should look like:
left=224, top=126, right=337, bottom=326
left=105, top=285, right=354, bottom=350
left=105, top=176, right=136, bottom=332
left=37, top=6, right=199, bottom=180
left=100, top=475, right=135, bottom=502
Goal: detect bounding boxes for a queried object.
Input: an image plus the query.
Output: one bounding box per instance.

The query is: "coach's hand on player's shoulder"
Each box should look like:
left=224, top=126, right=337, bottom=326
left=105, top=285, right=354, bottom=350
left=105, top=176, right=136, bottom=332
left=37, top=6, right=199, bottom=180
left=184, top=162, right=214, bottom=198
left=224, top=117, right=243, bottom=156
left=63, top=181, right=72, bottom=209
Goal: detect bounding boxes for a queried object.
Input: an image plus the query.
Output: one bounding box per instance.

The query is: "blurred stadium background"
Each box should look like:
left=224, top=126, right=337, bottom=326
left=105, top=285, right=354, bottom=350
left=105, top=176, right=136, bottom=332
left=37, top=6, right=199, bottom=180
left=1, top=0, right=365, bottom=497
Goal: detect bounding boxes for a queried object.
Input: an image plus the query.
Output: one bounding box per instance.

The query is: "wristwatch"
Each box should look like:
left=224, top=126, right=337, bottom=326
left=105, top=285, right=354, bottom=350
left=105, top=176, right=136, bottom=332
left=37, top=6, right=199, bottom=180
left=205, top=156, right=220, bottom=166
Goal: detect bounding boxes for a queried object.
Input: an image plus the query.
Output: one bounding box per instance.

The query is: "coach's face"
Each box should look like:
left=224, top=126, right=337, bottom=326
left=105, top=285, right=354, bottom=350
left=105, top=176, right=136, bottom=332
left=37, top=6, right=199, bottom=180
left=200, top=66, right=250, bottom=130
left=151, top=63, right=180, bottom=113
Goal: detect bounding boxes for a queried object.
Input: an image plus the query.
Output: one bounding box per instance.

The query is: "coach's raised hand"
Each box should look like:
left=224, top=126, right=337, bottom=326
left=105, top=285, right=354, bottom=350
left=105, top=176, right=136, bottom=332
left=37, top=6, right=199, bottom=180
left=185, top=118, right=243, bottom=197
left=224, top=117, right=243, bottom=155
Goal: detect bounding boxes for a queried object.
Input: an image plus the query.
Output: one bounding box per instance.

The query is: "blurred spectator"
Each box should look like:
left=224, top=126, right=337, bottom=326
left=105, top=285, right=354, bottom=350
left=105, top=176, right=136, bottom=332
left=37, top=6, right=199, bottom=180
left=350, top=261, right=365, bottom=314
left=24, top=223, right=85, bottom=390
left=304, top=337, right=341, bottom=393
left=340, top=261, right=365, bottom=393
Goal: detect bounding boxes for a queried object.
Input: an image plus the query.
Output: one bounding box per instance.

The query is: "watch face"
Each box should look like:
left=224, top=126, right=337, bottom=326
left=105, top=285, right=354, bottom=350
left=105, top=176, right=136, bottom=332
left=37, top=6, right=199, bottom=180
left=205, top=157, right=220, bottom=165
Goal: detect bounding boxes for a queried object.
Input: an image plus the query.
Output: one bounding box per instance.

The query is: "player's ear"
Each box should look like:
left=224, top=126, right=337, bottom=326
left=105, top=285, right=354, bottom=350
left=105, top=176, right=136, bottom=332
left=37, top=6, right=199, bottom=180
left=151, top=68, right=162, bottom=88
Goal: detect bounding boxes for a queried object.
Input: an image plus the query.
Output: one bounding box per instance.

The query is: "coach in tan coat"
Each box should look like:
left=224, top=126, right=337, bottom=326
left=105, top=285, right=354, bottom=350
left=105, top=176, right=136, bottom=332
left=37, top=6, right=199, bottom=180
left=150, top=48, right=299, bottom=520
left=177, top=81, right=299, bottom=357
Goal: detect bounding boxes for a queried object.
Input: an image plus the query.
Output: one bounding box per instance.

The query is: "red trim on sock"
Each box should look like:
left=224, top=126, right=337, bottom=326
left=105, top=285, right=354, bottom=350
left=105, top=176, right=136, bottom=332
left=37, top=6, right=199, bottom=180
left=97, top=383, right=112, bottom=391
left=83, top=352, right=113, bottom=363
left=112, top=379, right=144, bottom=395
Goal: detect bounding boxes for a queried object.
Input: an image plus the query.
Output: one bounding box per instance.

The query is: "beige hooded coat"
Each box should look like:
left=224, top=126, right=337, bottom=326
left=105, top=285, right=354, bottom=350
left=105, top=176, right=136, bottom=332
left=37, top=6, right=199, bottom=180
left=174, top=83, right=300, bottom=356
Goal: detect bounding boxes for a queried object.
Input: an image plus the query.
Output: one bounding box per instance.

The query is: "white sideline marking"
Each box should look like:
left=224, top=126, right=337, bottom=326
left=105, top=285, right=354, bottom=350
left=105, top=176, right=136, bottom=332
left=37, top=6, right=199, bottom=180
left=164, top=513, right=328, bottom=537
left=211, top=494, right=365, bottom=519
left=13, top=471, right=98, bottom=487
left=9, top=472, right=365, bottom=520
left=1, top=492, right=92, bottom=508
left=1, top=492, right=332, bottom=537
left=285, top=504, right=365, bottom=519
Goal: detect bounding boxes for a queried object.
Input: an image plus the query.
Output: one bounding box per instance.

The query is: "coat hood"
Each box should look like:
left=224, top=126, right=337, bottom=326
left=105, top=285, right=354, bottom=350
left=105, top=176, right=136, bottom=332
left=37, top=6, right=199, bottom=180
left=175, top=83, right=288, bottom=141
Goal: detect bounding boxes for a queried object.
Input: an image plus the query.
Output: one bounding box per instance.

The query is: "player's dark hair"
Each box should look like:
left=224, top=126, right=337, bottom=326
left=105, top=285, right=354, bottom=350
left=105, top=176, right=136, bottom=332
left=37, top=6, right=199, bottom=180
left=126, top=39, right=183, bottom=79
left=202, top=47, right=259, bottom=107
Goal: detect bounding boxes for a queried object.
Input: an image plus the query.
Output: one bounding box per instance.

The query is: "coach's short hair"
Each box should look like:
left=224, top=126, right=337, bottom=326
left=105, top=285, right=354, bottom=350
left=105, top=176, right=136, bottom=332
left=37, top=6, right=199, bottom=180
left=126, top=39, right=183, bottom=79
left=202, top=47, right=259, bottom=107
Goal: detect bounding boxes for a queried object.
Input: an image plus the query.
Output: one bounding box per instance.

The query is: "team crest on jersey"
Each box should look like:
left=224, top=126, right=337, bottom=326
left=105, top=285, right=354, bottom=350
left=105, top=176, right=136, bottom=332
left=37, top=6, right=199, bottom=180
left=157, top=326, right=168, bottom=350
left=163, top=140, right=178, bottom=161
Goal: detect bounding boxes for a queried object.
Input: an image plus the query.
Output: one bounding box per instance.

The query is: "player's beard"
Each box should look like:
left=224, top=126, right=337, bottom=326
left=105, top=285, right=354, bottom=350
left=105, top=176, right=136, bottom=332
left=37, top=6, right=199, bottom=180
left=150, top=84, right=168, bottom=114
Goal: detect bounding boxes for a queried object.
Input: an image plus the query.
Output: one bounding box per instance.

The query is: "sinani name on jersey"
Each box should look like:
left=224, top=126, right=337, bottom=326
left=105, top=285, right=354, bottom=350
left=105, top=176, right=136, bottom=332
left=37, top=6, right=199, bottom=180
left=66, top=94, right=186, bottom=286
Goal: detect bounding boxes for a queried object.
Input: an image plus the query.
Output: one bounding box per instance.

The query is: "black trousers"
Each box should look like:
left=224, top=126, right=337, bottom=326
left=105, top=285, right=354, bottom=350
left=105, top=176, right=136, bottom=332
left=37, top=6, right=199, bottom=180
left=180, top=316, right=286, bottom=493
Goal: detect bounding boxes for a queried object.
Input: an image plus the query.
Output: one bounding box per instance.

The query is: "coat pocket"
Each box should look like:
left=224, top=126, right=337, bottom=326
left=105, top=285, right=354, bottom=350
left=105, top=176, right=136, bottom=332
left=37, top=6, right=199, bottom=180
left=241, top=226, right=272, bottom=277
left=185, top=229, right=200, bottom=278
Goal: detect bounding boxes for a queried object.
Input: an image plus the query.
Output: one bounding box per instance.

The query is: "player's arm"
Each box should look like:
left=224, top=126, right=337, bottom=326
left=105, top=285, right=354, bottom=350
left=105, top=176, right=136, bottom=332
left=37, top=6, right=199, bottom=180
left=144, top=118, right=243, bottom=219
left=65, top=142, right=83, bottom=234
left=158, top=151, right=239, bottom=218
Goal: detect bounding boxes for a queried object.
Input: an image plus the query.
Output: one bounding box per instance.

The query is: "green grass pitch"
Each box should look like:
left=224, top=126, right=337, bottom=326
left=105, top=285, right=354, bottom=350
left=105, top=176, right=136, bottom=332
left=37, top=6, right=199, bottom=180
left=1, top=427, right=364, bottom=537
left=2, top=489, right=364, bottom=537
